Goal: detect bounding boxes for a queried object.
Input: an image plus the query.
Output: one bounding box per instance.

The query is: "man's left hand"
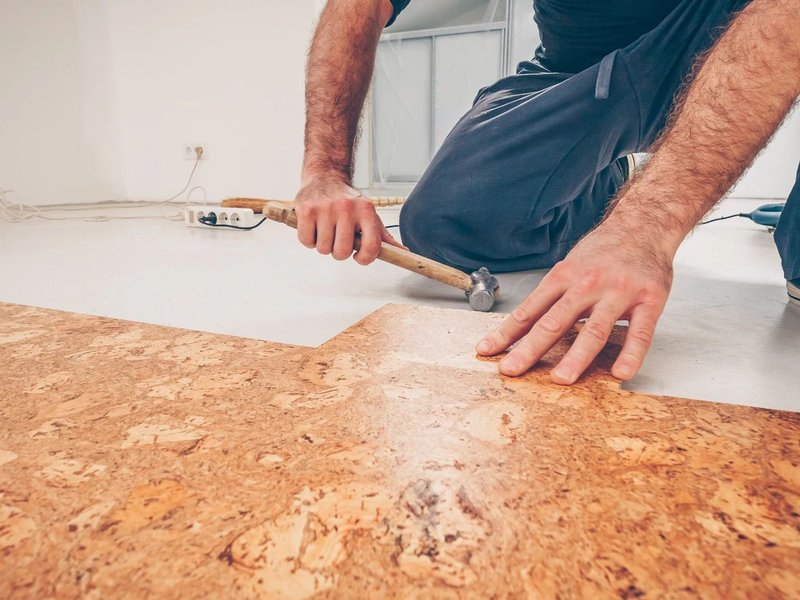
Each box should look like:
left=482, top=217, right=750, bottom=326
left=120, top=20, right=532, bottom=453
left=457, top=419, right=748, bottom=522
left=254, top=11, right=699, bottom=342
left=476, top=220, right=674, bottom=384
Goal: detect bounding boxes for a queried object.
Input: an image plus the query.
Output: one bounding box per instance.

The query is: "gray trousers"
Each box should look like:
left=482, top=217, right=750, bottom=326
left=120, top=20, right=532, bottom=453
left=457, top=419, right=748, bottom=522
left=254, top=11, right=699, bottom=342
left=399, top=0, right=798, bottom=281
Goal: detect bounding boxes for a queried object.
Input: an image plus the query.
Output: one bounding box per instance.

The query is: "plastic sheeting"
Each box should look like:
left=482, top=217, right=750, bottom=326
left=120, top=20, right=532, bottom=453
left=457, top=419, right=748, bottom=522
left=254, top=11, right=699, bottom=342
left=371, top=0, right=510, bottom=186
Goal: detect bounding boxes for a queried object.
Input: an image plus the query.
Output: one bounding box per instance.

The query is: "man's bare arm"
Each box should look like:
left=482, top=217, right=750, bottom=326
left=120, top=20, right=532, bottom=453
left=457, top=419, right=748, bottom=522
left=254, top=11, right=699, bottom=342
left=609, top=0, right=800, bottom=251
left=478, top=0, right=800, bottom=383
left=296, top=0, right=401, bottom=265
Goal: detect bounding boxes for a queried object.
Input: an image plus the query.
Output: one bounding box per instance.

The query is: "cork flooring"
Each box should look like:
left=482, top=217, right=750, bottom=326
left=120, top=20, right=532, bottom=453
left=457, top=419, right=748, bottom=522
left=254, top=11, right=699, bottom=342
left=1, top=301, right=799, bottom=598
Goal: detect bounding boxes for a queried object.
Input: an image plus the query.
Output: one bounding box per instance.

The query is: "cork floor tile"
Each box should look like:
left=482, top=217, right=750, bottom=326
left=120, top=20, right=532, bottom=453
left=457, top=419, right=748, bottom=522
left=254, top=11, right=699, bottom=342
left=0, top=302, right=798, bottom=598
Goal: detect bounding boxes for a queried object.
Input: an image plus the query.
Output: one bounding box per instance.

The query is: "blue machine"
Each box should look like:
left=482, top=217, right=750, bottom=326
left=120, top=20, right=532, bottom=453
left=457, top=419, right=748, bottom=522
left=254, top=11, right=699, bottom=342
left=747, top=203, right=785, bottom=227
left=702, top=202, right=785, bottom=228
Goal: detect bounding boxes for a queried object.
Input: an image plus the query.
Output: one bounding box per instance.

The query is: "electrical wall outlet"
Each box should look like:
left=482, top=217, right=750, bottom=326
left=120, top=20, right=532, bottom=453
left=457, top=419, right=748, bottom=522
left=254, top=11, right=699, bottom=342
left=183, top=206, right=258, bottom=229
left=183, top=143, right=208, bottom=160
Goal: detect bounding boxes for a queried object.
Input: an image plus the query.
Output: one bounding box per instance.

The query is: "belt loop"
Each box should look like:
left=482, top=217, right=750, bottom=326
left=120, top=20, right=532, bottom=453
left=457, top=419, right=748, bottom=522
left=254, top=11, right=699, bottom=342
left=595, top=51, right=618, bottom=100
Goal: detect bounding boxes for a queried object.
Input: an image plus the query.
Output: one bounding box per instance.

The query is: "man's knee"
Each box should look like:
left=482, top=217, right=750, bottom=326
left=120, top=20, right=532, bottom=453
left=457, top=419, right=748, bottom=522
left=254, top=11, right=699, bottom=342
left=398, top=191, right=443, bottom=261
left=399, top=183, right=484, bottom=271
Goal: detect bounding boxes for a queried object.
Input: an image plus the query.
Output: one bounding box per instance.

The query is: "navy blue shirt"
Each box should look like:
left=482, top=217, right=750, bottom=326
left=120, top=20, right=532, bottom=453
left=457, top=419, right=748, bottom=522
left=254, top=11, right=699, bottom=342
left=387, top=0, right=681, bottom=73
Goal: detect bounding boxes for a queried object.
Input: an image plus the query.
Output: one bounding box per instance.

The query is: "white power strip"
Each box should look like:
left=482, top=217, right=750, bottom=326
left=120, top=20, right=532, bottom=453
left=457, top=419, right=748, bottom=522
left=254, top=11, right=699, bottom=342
left=184, top=206, right=259, bottom=229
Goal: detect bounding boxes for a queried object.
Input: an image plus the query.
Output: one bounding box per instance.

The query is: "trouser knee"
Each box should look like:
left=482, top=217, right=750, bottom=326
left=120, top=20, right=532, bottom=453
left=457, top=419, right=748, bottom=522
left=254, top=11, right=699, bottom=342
left=398, top=193, right=455, bottom=267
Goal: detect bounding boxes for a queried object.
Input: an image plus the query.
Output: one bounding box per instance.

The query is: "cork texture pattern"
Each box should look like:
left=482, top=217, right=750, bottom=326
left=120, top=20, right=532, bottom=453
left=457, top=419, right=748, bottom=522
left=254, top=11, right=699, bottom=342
left=0, top=302, right=798, bottom=598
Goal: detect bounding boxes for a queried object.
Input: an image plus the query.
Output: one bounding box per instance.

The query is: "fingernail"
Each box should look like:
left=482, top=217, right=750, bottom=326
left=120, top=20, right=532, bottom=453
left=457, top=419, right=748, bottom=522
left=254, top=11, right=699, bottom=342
left=552, top=366, right=574, bottom=383
left=500, top=357, right=520, bottom=373
left=617, top=364, right=633, bottom=379
left=476, top=339, right=492, bottom=354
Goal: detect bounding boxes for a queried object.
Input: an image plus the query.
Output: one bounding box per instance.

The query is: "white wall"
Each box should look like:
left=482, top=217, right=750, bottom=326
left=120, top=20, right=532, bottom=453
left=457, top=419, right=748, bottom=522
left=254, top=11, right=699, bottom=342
left=0, top=0, right=318, bottom=205
left=731, top=109, right=800, bottom=199
left=0, top=0, right=125, bottom=204
left=0, top=0, right=796, bottom=206
left=105, top=0, right=317, bottom=202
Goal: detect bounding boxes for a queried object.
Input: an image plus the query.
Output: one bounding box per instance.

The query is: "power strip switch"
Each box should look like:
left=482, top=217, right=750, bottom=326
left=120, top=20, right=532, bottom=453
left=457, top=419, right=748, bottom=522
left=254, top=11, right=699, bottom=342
left=184, top=206, right=258, bottom=229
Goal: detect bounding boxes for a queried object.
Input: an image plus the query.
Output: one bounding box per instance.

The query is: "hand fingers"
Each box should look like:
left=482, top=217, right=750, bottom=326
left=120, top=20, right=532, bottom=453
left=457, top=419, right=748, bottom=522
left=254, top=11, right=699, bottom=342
left=332, top=214, right=355, bottom=261
left=353, top=218, right=383, bottom=266
left=612, top=306, right=661, bottom=380
left=315, top=214, right=335, bottom=255
left=498, top=293, right=589, bottom=377
left=551, top=302, right=624, bottom=385
left=476, top=274, right=568, bottom=357
left=296, top=207, right=317, bottom=249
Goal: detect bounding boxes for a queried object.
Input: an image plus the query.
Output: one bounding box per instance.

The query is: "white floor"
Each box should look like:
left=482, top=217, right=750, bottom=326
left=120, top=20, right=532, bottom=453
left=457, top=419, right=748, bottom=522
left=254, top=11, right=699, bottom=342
left=1, top=197, right=797, bottom=412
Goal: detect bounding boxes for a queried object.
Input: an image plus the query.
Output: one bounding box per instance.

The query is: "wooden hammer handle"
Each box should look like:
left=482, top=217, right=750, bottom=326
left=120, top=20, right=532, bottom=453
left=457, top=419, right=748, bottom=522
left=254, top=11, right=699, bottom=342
left=265, top=203, right=300, bottom=228
left=263, top=203, right=472, bottom=292
left=374, top=244, right=473, bottom=292
left=223, top=197, right=405, bottom=213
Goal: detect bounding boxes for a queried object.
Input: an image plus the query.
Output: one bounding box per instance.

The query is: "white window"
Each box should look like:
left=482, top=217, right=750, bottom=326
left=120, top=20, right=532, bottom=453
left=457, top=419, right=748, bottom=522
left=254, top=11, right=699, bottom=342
left=369, top=0, right=512, bottom=189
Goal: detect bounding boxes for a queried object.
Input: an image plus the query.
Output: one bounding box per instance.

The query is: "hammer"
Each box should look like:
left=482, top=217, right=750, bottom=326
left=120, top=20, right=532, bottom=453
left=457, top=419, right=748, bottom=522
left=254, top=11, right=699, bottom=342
left=261, top=201, right=500, bottom=312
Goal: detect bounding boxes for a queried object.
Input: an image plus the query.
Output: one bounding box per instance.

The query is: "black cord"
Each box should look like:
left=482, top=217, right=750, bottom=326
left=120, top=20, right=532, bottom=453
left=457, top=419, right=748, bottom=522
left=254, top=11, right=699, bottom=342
left=199, top=216, right=268, bottom=231
left=200, top=217, right=395, bottom=232
left=699, top=213, right=747, bottom=225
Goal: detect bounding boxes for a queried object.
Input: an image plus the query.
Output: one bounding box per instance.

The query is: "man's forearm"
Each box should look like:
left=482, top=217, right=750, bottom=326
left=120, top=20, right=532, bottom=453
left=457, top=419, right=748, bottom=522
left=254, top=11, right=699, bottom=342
left=302, top=0, right=390, bottom=184
left=478, top=0, right=800, bottom=384
left=295, top=1, right=400, bottom=266
left=608, top=0, right=800, bottom=252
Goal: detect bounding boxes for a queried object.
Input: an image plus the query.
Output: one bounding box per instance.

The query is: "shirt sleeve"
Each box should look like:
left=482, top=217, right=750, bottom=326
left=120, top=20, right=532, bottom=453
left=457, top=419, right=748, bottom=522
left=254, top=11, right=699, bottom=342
left=385, top=0, right=411, bottom=27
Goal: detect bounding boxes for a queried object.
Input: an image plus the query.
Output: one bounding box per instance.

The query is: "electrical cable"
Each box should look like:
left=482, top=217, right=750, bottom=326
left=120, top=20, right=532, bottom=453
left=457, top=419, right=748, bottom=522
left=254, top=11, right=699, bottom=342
left=186, top=185, right=208, bottom=204
left=699, top=213, right=748, bottom=225
left=0, top=191, right=190, bottom=223
left=197, top=214, right=399, bottom=233
left=198, top=216, right=268, bottom=231
left=0, top=152, right=205, bottom=224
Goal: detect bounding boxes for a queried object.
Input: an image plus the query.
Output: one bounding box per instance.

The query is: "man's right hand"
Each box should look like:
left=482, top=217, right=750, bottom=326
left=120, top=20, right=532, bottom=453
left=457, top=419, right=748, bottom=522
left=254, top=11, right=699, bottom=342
left=297, top=0, right=399, bottom=265
left=294, top=175, right=405, bottom=266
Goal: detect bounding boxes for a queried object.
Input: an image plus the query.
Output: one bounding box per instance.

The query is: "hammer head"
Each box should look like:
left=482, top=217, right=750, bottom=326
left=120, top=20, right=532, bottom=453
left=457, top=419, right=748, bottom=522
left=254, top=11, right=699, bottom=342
left=466, top=267, right=500, bottom=312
